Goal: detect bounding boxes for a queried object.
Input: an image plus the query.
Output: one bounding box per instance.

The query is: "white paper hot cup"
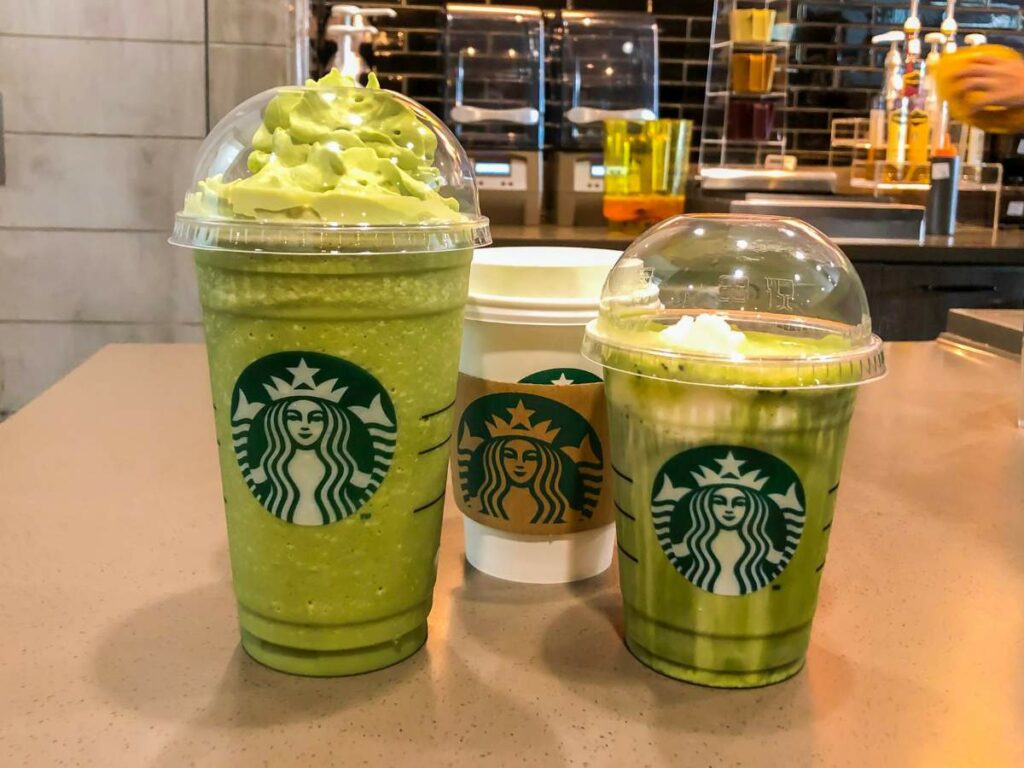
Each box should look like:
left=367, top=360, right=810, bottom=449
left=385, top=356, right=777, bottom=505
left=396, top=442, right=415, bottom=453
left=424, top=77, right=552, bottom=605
left=454, top=247, right=621, bottom=583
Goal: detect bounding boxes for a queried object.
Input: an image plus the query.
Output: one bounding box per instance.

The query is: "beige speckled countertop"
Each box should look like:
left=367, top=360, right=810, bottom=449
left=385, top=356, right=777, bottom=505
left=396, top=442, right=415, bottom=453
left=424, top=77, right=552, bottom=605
left=0, top=343, right=1022, bottom=766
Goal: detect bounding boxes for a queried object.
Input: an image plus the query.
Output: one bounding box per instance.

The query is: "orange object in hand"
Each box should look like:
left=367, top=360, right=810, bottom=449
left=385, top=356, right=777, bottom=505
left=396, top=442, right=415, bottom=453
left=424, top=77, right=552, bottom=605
left=934, top=44, right=1024, bottom=133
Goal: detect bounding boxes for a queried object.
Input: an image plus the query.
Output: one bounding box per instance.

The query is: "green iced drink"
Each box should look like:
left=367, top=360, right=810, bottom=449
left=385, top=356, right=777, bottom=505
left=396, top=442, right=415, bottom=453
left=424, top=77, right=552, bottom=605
left=171, top=71, right=489, bottom=675
left=583, top=216, right=885, bottom=688
left=605, top=343, right=857, bottom=687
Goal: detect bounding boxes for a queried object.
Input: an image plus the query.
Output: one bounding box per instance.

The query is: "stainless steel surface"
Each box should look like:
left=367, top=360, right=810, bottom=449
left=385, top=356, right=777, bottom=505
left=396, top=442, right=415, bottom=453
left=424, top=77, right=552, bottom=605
left=0, top=93, right=5, bottom=186
left=0, top=343, right=1022, bottom=766
left=945, top=308, right=1024, bottom=355
left=729, top=197, right=925, bottom=244
left=554, top=151, right=604, bottom=227
left=487, top=223, right=1024, bottom=265
left=700, top=168, right=838, bottom=193
left=472, top=149, right=543, bottom=227
left=744, top=193, right=885, bottom=203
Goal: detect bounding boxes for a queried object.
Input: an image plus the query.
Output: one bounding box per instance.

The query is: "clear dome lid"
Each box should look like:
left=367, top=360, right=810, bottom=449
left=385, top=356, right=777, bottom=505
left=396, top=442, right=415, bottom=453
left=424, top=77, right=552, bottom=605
left=582, top=215, right=885, bottom=389
left=171, top=71, right=490, bottom=255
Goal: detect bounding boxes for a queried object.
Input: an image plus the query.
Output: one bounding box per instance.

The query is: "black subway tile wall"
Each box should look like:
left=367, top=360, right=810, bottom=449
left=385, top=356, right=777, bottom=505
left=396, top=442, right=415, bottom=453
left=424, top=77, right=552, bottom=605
left=330, top=0, right=1024, bottom=165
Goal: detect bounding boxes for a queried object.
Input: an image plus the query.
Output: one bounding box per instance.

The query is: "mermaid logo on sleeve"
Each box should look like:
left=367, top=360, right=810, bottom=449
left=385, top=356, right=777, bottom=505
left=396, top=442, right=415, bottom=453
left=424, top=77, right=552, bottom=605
left=651, top=446, right=805, bottom=596
left=230, top=352, right=397, bottom=526
left=456, top=394, right=603, bottom=528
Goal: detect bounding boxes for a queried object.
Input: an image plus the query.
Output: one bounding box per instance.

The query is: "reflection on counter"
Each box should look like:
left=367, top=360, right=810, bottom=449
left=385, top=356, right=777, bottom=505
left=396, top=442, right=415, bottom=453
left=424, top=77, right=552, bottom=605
left=943, top=308, right=1024, bottom=356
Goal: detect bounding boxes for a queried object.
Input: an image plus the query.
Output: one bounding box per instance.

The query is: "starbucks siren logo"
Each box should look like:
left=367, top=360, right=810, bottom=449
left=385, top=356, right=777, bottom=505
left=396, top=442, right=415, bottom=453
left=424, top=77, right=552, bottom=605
left=230, top=351, right=397, bottom=526
left=457, top=394, right=603, bottom=525
left=652, top=446, right=805, bottom=596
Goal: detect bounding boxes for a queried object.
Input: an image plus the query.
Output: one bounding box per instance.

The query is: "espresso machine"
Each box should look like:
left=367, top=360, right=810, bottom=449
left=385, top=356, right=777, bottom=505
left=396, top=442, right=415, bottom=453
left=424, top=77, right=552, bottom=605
left=553, top=10, right=659, bottom=226
left=443, top=4, right=545, bottom=226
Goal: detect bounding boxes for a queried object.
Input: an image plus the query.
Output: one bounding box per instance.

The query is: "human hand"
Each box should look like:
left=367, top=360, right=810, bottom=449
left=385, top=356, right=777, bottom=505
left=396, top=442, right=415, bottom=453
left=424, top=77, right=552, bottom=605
left=948, top=55, right=1024, bottom=114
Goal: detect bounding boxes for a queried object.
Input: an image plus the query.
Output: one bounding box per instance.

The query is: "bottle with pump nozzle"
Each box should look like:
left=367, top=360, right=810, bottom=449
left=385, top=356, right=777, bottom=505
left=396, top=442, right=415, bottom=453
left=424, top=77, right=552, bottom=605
left=870, top=31, right=905, bottom=178
left=886, top=0, right=930, bottom=182
left=962, top=33, right=989, bottom=168
left=325, top=4, right=397, bottom=82
left=928, top=2, right=963, bottom=235
left=903, top=0, right=923, bottom=91
left=924, top=33, right=949, bottom=155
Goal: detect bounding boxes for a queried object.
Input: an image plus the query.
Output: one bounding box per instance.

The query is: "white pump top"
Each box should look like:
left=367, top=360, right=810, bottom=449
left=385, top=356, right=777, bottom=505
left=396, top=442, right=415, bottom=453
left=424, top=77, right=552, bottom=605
left=329, top=4, right=397, bottom=26
left=904, top=0, right=921, bottom=56
left=925, top=32, right=946, bottom=68
left=942, top=0, right=958, bottom=52
left=872, top=30, right=906, bottom=45
left=964, top=33, right=987, bottom=46
left=872, top=30, right=905, bottom=70
left=872, top=31, right=905, bottom=105
left=904, top=0, right=921, bottom=33
left=326, top=4, right=397, bottom=80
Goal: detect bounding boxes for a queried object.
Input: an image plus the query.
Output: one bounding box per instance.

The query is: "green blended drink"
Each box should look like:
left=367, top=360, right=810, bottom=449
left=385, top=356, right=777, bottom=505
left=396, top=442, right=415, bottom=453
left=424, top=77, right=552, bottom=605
left=583, top=215, right=885, bottom=688
left=171, top=70, right=490, bottom=676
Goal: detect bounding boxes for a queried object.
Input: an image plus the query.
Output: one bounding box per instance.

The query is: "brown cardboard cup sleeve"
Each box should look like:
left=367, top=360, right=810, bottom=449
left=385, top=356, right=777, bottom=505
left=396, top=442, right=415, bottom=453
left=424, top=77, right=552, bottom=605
left=450, top=373, right=614, bottom=535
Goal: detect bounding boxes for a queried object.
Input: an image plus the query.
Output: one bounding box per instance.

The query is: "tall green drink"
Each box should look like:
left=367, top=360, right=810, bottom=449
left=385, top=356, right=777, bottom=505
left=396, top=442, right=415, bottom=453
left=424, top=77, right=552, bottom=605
left=583, top=215, right=885, bottom=688
left=171, top=70, right=490, bottom=676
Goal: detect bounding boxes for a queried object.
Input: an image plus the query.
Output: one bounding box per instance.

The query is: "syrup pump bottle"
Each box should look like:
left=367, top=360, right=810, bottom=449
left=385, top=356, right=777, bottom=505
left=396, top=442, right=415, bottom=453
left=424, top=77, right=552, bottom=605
left=907, top=2, right=934, bottom=182
left=924, top=33, right=949, bottom=157
left=885, top=0, right=928, bottom=183
left=869, top=31, right=905, bottom=179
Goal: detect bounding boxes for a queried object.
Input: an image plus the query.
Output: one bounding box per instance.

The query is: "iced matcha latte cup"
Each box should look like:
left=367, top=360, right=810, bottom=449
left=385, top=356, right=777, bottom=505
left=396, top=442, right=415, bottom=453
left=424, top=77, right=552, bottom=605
left=170, top=70, right=490, bottom=676
left=582, top=215, right=885, bottom=688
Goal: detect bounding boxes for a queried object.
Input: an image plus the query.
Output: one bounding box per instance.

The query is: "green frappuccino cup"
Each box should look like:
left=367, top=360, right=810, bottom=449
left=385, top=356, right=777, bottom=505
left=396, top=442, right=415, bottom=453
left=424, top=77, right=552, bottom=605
left=170, top=71, right=490, bottom=676
left=582, top=215, right=885, bottom=688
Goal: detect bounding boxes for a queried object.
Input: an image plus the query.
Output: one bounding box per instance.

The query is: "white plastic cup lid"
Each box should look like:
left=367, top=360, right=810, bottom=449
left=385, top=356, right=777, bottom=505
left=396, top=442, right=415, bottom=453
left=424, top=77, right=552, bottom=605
left=582, top=215, right=886, bottom=389
left=170, top=74, right=490, bottom=255
left=466, top=247, right=622, bottom=325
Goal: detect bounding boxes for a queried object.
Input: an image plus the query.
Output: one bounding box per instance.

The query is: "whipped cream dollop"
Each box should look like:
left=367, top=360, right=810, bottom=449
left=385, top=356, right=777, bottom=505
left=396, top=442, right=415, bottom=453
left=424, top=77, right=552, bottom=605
left=184, top=69, right=466, bottom=225
left=659, top=313, right=746, bottom=355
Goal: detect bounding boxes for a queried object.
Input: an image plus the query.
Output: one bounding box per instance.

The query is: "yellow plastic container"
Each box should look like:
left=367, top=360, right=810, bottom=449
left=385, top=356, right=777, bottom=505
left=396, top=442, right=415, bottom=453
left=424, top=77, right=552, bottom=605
left=602, top=119, right=692, bottom=231
left=731, top=52, right=777, bottom=93
left=934, top=44, right=1024, bottom=133
left=730, top=9, right=776, bottom=44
